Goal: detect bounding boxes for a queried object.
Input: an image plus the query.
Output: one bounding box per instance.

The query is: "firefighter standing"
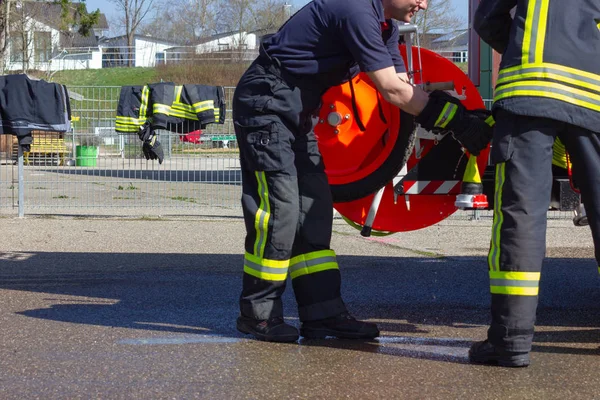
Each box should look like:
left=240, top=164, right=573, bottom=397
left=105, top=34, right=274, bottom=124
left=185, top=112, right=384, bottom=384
left=234, top=0, right=495, bottom=342
left=470, top=0, right=600, bottom=367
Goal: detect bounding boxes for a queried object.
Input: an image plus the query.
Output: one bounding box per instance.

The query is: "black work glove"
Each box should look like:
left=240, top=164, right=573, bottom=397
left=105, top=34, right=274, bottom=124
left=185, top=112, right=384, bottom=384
left=416, top=90, right=494, bottom=156
left=138, top=123, right=164, bottom=164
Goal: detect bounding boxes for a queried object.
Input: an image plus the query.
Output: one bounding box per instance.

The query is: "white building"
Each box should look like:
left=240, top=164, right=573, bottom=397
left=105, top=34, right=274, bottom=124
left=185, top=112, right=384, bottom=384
left=5, top=1, right=108, bottom=72
left=100, top=35, right=183, bottom=68
left=164, top=31, right=259, bottom=64
left=429, top=30, right=469, bottom=63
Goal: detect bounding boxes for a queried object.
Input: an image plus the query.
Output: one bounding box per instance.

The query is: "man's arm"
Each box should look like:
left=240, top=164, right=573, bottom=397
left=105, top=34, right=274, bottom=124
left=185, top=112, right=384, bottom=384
left=474, top=0, right=518, bottom=54
left=367, top=66, right=494, bottom=156
left=367, top=66, right=429, bottom=115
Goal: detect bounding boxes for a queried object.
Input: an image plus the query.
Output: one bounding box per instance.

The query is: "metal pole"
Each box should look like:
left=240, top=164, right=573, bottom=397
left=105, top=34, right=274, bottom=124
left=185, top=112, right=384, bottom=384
left=360, top=185, right=386, bottom=237
left=17, top=144, right=24, bottom=217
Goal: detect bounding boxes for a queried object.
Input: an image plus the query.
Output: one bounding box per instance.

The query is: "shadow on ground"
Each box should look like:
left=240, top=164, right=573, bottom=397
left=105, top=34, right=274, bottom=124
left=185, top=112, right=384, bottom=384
left=2, top=251, right=600, bottom=363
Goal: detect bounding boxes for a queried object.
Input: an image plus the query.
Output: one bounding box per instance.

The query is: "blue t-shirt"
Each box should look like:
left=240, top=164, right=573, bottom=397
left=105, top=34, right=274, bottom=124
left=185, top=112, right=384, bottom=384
left=263, top=0, right=405, bottom=89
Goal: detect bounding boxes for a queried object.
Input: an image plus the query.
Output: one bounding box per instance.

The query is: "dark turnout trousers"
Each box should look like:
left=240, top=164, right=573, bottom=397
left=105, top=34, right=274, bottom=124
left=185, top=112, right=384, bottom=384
left=487, top=109, right=600, bottom=352
left=233, top=58, right=347, bottom=323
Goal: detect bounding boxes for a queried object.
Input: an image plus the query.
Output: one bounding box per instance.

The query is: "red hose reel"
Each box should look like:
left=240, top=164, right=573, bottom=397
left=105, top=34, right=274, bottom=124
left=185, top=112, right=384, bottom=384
left=315, top=44, right=490, bottom=233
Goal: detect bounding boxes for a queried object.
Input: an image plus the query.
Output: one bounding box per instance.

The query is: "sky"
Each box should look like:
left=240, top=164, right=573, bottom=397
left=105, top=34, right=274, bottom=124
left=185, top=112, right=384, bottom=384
left=84, top=0, right=470, bottom=32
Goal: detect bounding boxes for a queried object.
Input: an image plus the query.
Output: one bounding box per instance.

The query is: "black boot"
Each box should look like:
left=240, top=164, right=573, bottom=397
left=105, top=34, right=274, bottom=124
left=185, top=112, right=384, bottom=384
left=237, top=316, right=299, bottom=343
left=468, top=340, right=530, bottom=367
left=300, top=312, right=380, bottom=339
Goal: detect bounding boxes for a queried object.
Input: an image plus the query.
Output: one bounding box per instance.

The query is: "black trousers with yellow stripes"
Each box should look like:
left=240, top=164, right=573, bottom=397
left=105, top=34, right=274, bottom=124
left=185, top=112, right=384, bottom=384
left=487, top=109, right=600, bottom=352
left=233, top=59, right=348, bottom=322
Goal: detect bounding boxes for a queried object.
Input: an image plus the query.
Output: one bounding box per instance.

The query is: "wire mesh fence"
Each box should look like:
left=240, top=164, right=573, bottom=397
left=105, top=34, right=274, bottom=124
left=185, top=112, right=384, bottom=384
left=0, top=87, right=573, bottom=221
left=0, top=86, right=241, bottom=216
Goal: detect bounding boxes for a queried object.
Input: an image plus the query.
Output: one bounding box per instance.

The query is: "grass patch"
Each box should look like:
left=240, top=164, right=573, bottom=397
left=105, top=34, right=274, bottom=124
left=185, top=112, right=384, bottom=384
left=117, top=183, right=138, bottom=191
left=170, top=196, right=197, bottom=203
left=52, top=195, right=69, bottom=199
left=51, top=67, right=158, bottom=87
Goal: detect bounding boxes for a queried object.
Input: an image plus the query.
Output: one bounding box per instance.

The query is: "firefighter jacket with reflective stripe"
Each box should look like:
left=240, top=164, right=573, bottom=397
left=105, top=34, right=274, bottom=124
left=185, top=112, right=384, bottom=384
left=474, top=0, right=600, bottom=133
left=0, top=74, right=71, bottom=136
left=115, top=82, right=226, bottom=133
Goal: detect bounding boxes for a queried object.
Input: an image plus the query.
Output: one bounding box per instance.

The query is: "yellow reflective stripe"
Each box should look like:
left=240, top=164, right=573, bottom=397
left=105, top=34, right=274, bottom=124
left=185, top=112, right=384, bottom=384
left=290, top=263, right=339, bottom=279
left=289, top=249, right=338, bottom=279
left=552, top=138, right=569, bottom=169
left=243, top=252, right=289, bottom=281
left=244, top=267, right=288, bottom=281
left=116, top=116, right=146, bottom=125
left=485, top=115, right=495, bottom=127
left=252, top=172, right=270, bottom=258
left=169, top=108, right=198, bottom=120
left=193, top=100, right=216, bottom=113
left=245, top=252, right=289, bottom=268
left=497, top=89, right=600, bottom=111
left=499, top=62, right=600, bottom=85
left=489, top=269, right=540, bottom=297
left=153, top=103, right=172, bottom=114
left=115, top=124, right=139, bottom=132
left=521, top=0, right=550, bottom=64
left=489, top=271, right=541, bottom=281
left=172, top=102, right=195, bottom=113
left=497, top=65, right=600, bottom=91
left=290, top=249, right=336, bottom=265
left=548, top=62, right=600, bottom=84
left=434, top=103, right=458, bottom=128
left=488, top=163, right=506, bottom=272
left=140, top=86, right=150, bottom=119
left=495, top=80, right=600, bottom=112
left=521, top=0, right=538, bottom=64
left=534, top=0, right=550, bottom=64
left=490, top=286, right=539, bottom=296
left=174, top=85, right=184, bottom=103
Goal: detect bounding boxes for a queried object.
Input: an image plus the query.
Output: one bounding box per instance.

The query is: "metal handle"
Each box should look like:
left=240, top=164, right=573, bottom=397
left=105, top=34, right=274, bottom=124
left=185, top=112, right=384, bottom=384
left=423, top=81, right=455, bottom=92
left=396, top=23, right=419, bottom=34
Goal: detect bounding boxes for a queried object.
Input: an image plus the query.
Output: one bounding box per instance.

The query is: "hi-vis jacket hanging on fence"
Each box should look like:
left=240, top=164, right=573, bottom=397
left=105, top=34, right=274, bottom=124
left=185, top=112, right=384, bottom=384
left=115, top=82, right=226, bottom=134
left=474, top=0, right=600, bottom=133
left=0, top=74, right=71, bottom=151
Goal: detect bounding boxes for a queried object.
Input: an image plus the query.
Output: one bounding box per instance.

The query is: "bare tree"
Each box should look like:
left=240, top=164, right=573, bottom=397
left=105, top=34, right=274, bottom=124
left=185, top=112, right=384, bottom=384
left=412, top=0, right=464, bottom=48
left=179, top=0, right=218, bottom=41
left=139, top=0, right=217, bottom=44
left=216, top=0, right=290, bottom=54
left=0, top=0, right=12, bottom=70
left=10, top=2, right=34, bottom=73
left=251, top=0, right=290, bottom=33
left=109, top=0, right=156, bottom=66
left=217, top=0, right=252, bottom=44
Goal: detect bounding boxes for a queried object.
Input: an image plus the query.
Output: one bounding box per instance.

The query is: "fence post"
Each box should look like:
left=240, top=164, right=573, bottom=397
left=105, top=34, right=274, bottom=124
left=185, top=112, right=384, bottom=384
left=17, top=144, right=24, bottom=217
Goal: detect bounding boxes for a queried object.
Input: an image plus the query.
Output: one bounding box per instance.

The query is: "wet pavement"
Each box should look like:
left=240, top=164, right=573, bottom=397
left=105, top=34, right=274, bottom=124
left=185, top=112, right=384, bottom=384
left=0, top=216, right=598, bottom=399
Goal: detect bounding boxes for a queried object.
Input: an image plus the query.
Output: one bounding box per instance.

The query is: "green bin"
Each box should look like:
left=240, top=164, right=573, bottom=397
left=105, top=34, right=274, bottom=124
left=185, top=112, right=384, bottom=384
left=75, top=145, right=98, bottom=167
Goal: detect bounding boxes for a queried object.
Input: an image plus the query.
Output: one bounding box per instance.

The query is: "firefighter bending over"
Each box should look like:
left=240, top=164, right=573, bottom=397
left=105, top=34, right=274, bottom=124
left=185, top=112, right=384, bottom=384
left=233, top=0, right=494, bottom=342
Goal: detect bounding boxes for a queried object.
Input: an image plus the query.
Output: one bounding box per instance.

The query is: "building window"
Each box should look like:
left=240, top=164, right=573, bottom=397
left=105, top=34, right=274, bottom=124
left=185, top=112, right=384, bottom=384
left=9, top=34, right=24, bottom=62
left=34, top=31, right=52, bottom=63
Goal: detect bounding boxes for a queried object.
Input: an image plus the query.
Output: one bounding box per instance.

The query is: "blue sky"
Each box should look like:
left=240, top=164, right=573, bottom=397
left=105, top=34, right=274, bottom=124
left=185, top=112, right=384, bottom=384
left=85, top=0, right=470, bottom=30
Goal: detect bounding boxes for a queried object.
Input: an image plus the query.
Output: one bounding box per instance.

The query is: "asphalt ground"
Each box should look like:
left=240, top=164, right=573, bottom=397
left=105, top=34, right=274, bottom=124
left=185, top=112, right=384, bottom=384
left=0, top=216, right=598, bottom=399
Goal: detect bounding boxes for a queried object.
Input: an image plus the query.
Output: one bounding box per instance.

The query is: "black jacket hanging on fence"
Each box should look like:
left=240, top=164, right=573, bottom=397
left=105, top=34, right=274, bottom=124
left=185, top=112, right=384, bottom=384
left=0, top=74, right=71, bottom=138
left=115, top=82, right=226, bottom=134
